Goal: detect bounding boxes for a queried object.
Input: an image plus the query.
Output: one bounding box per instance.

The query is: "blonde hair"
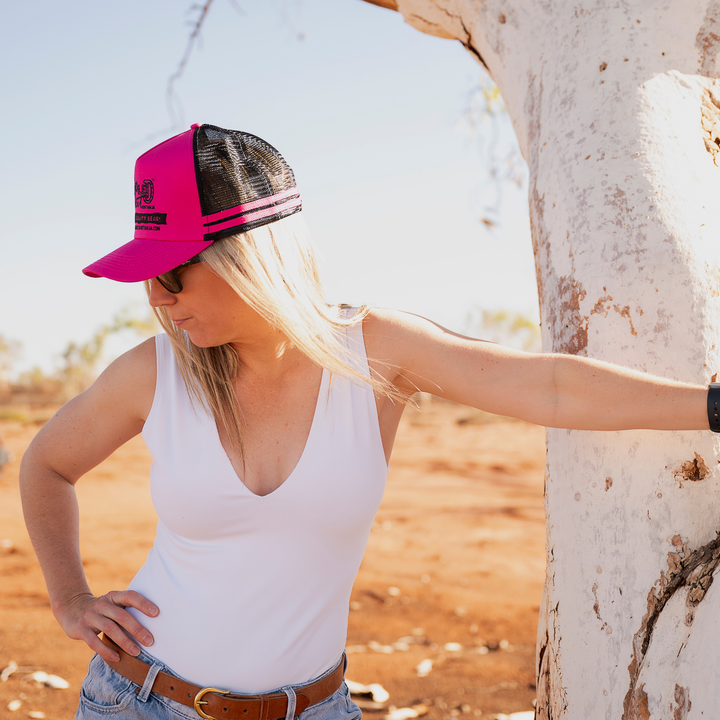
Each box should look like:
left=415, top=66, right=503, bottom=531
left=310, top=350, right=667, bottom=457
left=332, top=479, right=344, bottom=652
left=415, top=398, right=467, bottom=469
left=148, top=214, right=407, bottom=453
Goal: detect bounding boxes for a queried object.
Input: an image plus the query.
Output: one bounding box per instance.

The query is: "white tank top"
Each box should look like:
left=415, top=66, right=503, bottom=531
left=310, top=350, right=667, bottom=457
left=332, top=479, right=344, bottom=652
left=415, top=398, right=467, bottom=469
left=127, top=321, right=388, bottom=692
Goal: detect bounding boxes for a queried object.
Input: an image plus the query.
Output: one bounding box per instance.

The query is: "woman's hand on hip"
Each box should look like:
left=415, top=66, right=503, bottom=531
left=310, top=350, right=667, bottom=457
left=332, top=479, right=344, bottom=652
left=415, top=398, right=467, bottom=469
left=56, top=590, right=159, bottom=663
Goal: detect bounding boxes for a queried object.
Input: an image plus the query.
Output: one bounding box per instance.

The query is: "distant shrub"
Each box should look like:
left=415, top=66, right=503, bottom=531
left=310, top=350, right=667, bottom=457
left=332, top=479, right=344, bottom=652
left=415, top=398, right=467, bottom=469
left=1, top=306, right=159, bottom=403
left=465, top=308, right=541, bottom=352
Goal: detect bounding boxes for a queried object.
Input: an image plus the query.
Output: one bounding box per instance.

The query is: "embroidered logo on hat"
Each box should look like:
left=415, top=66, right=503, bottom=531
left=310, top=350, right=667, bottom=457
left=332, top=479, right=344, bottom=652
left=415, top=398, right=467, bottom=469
left=135, top=179, right=155, bottom=208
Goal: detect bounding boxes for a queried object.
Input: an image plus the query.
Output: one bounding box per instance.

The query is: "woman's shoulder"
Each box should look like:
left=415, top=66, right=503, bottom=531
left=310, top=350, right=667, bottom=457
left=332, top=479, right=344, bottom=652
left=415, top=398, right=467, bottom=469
left=362, top=307, right=480, bottom=382
left=108, top=335, right=157, bottom=376
left=92, top=336, right=158, bottom=420
left=361, top=307, right=433, bottom=374
left=28, top=338, right=160, bottom=481
left=362, top=306, right=408, bottom=333
left=362, top=307, right=439, bottom=350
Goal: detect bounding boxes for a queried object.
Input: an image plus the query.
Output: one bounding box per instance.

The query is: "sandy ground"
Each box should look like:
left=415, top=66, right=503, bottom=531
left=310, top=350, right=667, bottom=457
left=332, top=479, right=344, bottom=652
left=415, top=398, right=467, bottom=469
left=0, top=400, right=546, bottom=720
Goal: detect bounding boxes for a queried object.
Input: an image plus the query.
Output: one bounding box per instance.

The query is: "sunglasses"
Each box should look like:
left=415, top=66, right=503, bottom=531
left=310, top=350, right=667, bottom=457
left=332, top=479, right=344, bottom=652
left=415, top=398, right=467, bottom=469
left=155, top=254, right=203, bottom=294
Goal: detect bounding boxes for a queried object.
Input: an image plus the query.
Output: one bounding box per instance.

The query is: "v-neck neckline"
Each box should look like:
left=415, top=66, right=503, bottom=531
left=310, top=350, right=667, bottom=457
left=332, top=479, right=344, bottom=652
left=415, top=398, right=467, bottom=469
left=213, top=367, right=328, bottom=498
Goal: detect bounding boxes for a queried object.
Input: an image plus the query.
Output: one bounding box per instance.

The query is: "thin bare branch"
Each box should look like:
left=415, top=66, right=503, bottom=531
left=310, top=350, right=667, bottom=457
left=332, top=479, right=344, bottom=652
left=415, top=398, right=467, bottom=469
left=461, top=76, right=525, bottom=230
left=166, top=0, right=216, bottom=129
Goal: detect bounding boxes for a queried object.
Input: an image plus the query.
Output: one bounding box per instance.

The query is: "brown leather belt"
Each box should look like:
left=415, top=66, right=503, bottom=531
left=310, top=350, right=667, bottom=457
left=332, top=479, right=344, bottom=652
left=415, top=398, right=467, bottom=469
left=100, top=635, right=345, bottom=720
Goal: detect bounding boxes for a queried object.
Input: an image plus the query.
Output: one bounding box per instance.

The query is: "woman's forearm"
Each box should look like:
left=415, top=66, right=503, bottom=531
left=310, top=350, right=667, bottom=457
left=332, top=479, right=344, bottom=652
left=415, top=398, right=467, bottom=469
left=533, top=353, right=708, bottom=432
left=19, top=453, right=93, bottom=618
left=20, top=451, right=159, bottom=662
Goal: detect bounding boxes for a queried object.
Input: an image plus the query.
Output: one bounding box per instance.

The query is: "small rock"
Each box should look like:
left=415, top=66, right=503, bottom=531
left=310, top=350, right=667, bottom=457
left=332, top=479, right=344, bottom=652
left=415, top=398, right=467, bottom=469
left=1, top=661, right=18, bottom=682
left=46, top=673, right=70, bottom=689
left=7, top=700, right=21, bottom=711
left=385, top=704, right=428, bottom=720
left=26, top=672, right=70, bottom=689
left=397, top=636, right=427, bottom=644
left=444, top=643, right=463, bottom=652
left=26, top=672, right=48, bottom=685
left=368, top=640, right=394, bottom=654
left=28, top=713, right=46, bottom=719
left=415, top=659, right=433, bottom=677
left=367, top=684, right=390, bottom=703
left=387, top=587, right=401, bottom=597
left=346, top=679, right=390, bottom=703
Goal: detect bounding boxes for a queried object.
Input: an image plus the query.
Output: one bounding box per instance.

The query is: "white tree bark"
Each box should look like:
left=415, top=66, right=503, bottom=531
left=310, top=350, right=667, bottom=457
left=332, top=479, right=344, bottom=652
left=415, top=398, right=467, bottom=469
left=361, top=1, right=720, bottom=717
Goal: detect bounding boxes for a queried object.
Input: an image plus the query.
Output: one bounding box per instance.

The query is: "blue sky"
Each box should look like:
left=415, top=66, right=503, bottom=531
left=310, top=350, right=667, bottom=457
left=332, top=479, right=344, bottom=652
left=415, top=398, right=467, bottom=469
left=1, top=0, right=537, bottom=375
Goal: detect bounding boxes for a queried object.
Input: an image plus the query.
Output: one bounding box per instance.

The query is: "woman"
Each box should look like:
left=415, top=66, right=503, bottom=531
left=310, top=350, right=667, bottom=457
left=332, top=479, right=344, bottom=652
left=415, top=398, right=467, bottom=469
left=20, top=124, right=713, bottom=720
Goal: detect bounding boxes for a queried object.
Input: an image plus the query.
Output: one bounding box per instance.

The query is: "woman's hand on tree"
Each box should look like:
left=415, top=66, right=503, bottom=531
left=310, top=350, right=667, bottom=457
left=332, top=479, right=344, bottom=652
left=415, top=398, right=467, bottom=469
left=56, top=590, right=159, bottom=662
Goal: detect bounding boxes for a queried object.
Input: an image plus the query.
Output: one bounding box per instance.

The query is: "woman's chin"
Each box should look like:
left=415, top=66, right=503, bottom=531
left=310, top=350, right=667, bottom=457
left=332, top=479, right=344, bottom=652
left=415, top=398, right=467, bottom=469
left=186, top=333, right=225, bottom=349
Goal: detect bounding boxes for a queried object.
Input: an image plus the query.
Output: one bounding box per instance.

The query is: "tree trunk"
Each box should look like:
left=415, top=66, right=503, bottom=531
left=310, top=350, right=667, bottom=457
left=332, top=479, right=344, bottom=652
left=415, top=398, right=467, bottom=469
left=359, top=1, right=720, bottom=717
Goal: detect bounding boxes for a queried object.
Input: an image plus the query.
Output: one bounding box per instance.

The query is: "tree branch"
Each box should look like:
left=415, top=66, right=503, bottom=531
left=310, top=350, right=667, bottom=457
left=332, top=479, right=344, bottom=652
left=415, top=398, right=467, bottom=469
left=358, top=0, right=399, bottom=10
left=167, top=0, right=216, bottom=129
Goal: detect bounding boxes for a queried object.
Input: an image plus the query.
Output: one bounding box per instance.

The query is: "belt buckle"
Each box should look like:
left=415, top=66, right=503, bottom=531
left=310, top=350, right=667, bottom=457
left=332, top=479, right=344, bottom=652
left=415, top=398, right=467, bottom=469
left=194, top=686, right=231, bottom=719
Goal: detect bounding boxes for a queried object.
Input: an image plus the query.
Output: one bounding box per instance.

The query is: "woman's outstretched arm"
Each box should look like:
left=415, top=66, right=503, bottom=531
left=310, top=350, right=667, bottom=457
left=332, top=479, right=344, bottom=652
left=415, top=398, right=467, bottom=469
left=364, top=308, right=708, bottom=432
left=20, top=338, right=159, bottom=662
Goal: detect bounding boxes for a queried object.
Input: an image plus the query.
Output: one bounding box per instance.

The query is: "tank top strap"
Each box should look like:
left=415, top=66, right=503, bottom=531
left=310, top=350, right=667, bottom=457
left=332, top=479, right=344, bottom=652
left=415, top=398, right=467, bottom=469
left=337, top=306, right=371, bottom=380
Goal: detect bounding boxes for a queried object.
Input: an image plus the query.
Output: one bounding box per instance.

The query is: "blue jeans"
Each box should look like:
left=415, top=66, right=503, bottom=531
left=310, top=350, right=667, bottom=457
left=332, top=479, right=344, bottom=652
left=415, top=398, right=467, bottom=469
left=75, top=650, right=361, bottom=720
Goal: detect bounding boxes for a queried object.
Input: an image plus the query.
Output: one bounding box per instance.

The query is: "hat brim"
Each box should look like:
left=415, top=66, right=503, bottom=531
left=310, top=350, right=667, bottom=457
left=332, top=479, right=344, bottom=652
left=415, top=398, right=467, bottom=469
left=83, top=237, right=214, bottom=283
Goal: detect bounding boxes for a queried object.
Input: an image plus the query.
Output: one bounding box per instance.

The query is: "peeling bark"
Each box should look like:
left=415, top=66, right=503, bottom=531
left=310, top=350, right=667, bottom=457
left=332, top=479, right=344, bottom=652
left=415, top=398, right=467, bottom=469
left=697, top=1, right=720, bottom=76
left=627, top=684, right=651, bottom=720
left=530, top=188, right=590, bottom=355
left=671, top=685, right=692, bottom=720
left=622, top=534, right=720, bottom=719
left=674, top=452, right=710, bottom=485
left=591, top=582, right=613, bottom=635
left=536, top=631, right=552, bottom=719
left=536, top=625, right=568, bottom=720
left=701, top=83, right=720, bottom=166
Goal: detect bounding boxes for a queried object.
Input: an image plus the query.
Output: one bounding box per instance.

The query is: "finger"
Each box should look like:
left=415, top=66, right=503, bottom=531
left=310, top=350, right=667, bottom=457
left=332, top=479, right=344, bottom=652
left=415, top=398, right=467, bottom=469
left=94, top=597, right=154, bottom=649
left=81, top=613, right=144, bottom=657
left=107, top=590, right=159, bottom=618
left=76, top=625, right=123, bottom=663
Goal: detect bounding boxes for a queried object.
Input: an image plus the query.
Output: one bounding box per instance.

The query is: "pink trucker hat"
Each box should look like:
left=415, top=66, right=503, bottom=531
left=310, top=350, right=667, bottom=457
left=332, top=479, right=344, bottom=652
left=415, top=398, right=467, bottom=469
left=83, top=124, right=302, bottom=282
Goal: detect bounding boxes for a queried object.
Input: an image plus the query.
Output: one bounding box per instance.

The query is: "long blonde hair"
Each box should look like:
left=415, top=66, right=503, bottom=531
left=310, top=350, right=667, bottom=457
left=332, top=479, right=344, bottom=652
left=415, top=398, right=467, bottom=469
left=148, top=214, right=407, bottom=453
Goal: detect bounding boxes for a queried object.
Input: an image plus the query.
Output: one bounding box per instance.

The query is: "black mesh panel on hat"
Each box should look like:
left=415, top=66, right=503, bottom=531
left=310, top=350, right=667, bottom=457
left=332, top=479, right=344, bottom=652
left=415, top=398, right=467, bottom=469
left=193, top=125, right=301, bottom=241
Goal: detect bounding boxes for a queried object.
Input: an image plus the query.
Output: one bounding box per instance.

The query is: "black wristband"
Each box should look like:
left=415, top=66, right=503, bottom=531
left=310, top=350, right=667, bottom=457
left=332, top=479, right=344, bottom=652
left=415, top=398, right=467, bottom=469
left=708, top=383, right=720, bottom=432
